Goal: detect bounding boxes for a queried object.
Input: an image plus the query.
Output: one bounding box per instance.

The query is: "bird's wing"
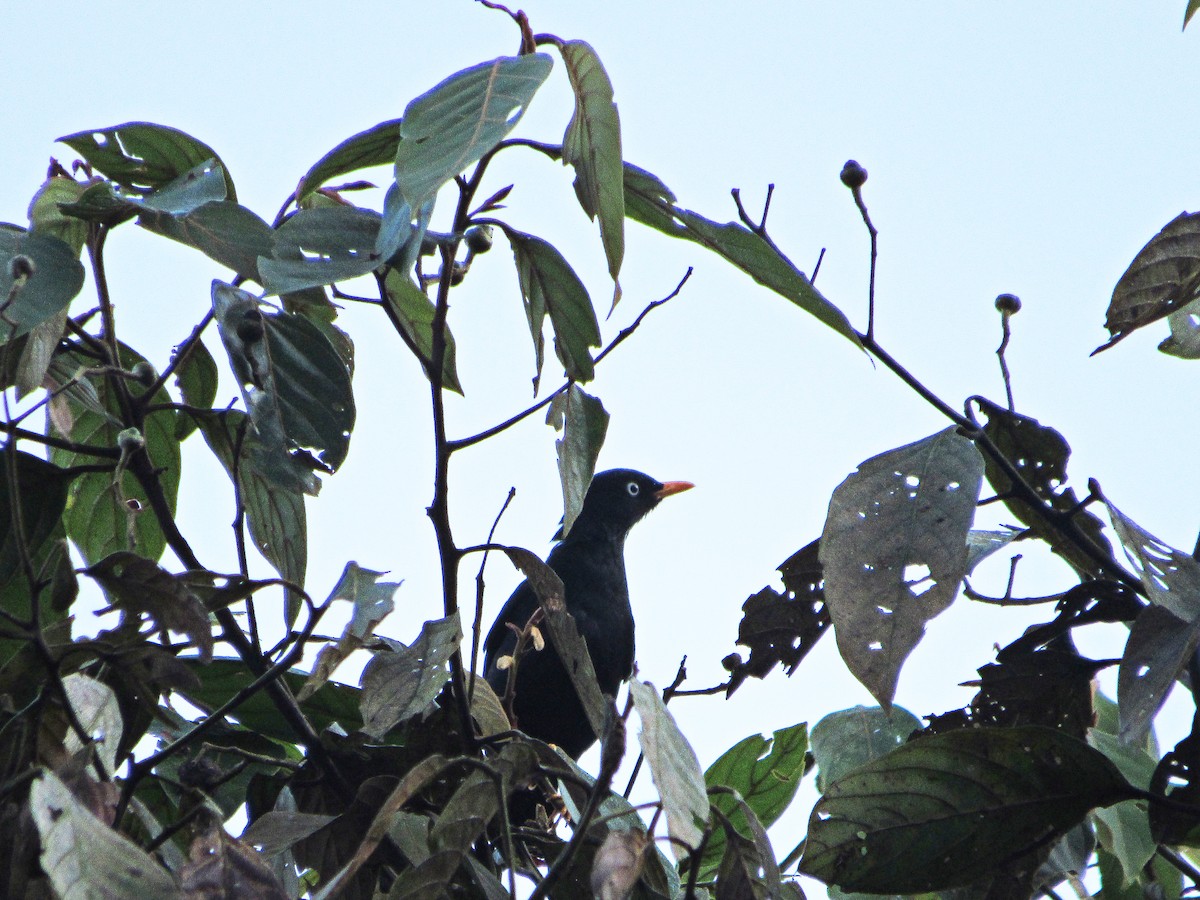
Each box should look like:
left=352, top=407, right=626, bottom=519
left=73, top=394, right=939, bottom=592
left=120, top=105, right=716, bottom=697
left=482, top=579, right=539, bottom=672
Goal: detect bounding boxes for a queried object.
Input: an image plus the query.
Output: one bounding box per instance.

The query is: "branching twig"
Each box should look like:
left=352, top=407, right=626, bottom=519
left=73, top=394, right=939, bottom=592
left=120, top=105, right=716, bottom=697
left=471, top=487, right=517, bottom=703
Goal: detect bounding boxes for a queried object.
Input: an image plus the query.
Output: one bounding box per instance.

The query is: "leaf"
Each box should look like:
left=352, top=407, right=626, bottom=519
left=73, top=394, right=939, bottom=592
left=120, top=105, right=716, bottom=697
left=1095, top=211, right=1200, bottom=353
left=28, top=175, right=90, bottom=254
left=1188, top=0, right=1200, bottom=30
left=359, top=613, right=462, bottom=738
left=31, top=769, right=182, bottom=898
left=195, top=410, right=308, bottom=610
left=592, top=829, right=648, bottom=900
left=0, top=451, right=72, bottom=587
left=85, top=551, right=213, bottom=663
left=298, top=563, right=401, bottom=701
left=820, top=428, right=984, bottom=707
left=0, top=228, right=85, bottom=343
left=60, top=672, right=124, bottom=775
left=506, top=227, right=601, bottom=386
left=629, top=678, right=708, bottom=857
left=623, top=162, right=860, bottom=349
left=140, top=200, right=274, bottom=283
left=259, top=206, right=383, bottom=296
left=800, top=726, right=1135, bottom=894
left=296, top=118, right=402, bottom=204
left=1117, top=604, right=1200, bottom=746
left=1102, top=491, right=1200, bottom=621
left=211, top=280, right=355, bottom=478
left=713, top=799, right=783, bottom=900
left=49, top=344, right=181, bottom=564
left=547, top=383, right=609, bottom=536
left=501, top=545, right=610, bottom=741
left=394, top=54, right=554, bottom=207
left=59, top=121, right=235, bottom=199
left=696, top=723, right=809, bottom=881
left=179, top=824, right=290, bottom=899
left=809, top=705, right=922, bottom=792
left=1156, top=296, right=1200, bottom=358
left=132, top=158, right=227, bottom=214
left=172, top=336, right=219, bottom=440
left=976, top=397, right=1113, bottom=577
left=381, top=269, right=463, bottom=394
left=561, top=40, right=624, bottom=302
left=1089, top=723, right=1159, bottom=885
left=725, top=540, right=831, bottom=694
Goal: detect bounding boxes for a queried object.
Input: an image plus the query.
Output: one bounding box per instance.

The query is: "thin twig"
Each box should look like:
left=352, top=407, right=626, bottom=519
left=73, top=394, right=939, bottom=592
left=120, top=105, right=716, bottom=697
left=471, top=487, right=517, bottom=703
left=449, top=268, right=692, bottom=451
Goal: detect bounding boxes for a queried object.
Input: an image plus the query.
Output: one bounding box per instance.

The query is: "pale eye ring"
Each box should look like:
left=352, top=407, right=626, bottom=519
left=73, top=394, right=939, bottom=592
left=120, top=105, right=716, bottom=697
left=626, top=481, right=640, bottom=496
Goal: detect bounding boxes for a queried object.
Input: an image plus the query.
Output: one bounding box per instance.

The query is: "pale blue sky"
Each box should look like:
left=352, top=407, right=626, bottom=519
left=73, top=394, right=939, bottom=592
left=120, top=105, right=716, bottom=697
left=4, top=2, right=1198, bottom=891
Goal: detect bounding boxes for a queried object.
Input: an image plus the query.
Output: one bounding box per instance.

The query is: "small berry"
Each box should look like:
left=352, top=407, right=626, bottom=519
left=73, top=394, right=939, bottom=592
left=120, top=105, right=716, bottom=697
left=840, top=160, right=868, bottom=190
left=8, top=254, right=35, bottom=281
left=464, top=225, right=493, bottom=254
left=994, top=293, right=1022, bottom=315
left=131, top=361, right=157, bottom=388
left=116, top=427, right=145, bottom=454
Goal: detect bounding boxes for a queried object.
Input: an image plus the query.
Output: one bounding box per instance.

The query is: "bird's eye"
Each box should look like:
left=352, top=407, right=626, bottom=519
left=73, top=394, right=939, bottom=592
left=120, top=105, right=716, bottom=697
left=626, top=481, right=640, bottom=496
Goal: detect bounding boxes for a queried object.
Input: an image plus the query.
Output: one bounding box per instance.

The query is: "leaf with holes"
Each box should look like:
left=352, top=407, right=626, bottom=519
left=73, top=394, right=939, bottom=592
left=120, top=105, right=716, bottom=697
left=1118, top=604, right=1200, bottom=746
left=59, top=121, right=236, bottom=199
left=259, top=207, right=383, bottom=296
left=820, top=428, right=984, bottom=707
left=725, top=539, right=830, bottom=695
left=394, top=54, right=553, bottom=208
left=976, top=398, right=1112, bottom=577
left=359, top=613, right=462, bottom=738
left=1095, top=211, right=1200, bottom=354
left=800, top=726, right=1135, bottom=894
left=1102, top=491, right=1200, bottom=622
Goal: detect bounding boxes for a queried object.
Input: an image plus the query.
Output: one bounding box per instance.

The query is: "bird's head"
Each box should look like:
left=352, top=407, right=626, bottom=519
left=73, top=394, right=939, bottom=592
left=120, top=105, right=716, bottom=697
left=565, top=468, right=694, bottom=541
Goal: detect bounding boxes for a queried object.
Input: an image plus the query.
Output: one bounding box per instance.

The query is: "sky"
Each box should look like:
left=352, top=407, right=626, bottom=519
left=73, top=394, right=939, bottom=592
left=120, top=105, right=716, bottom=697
left=5, top=1, right=1200, bottom=892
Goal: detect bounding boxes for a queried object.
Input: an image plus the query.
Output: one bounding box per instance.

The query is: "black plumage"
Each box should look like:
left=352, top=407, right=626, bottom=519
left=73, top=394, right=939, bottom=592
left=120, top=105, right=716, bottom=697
left=482, top=469, right=692, bottom=759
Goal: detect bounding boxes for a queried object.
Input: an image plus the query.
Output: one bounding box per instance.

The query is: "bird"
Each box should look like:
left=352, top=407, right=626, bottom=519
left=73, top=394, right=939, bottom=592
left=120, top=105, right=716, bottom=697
left=483, top=469, right=693, bottom=760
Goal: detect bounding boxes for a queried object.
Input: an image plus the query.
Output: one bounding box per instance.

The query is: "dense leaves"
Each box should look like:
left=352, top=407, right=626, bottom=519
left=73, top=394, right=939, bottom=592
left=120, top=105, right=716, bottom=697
left=3, top=15, right=1199, bottom=900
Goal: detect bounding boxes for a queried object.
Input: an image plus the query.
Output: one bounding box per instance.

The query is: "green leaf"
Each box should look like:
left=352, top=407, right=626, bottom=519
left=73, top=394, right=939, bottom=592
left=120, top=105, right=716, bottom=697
left=259, top=206, right=382, bottom=295
left=172, top=336, right=219, bottom=441
left=561, top=40, right=624, bottom=302
left=820, top=428, right=984, bottom=707
left=195, top=407, right=308, bottom=622
left=506, top=227, right=601, bottom=386
left=1117, top=605, right=1200, bottom=746
left=359, top=613, right=462, bottom=738
left=381, top=270, right=463, bottom=394
left=547, top=383, right=609, bottom=537
left=1090, top=726, right=1158, bottom=886
left=0, top=452, right=72, bottom=587
left=59, top=121, right=235, bottom=200
left=28, top=176, right=89, bottom=254
left=801, top=726, right=1135, bottom=894
left=133, top=159, right=227, bottom=214
left=394, top=54, right=554, bottom=207
left=1188, top=0, right=1200, bottom=29
left=623, top=162, right=861, bottom=348
left=629, top=678, right=708, bottom=858
left=696, top=722, right=809, bottom=882
left=810, top=705, right=922, bottom=793
left=140, top=200, right=273, bottom=283
left=296, top=118, right=402, bottom=204
left=0, top=228, right=85, bottom=344
left=50, top=345, right=181, bottom=564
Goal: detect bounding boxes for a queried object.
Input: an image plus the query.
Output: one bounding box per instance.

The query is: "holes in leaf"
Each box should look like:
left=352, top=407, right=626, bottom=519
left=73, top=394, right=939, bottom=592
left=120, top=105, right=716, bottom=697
left=904, top=475, right=920, bottom=488
left=868, top=640, right=883, bottom=651
left=903, top=563, right=935, bottom=596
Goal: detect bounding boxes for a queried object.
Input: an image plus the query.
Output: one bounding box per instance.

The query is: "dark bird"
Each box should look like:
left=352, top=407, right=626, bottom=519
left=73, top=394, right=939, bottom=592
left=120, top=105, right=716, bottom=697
left=483, top=469, right=693, bottom=760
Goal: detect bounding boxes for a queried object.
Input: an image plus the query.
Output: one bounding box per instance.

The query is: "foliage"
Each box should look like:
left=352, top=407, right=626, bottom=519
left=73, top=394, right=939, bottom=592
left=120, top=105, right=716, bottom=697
left=2, top=6, right=1200, bottom=899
